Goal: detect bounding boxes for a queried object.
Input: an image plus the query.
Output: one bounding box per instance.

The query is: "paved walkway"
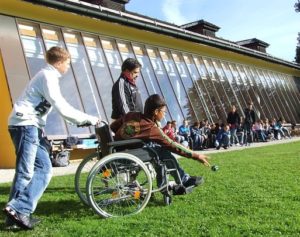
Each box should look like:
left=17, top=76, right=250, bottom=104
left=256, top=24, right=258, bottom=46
left=1, top=137, right=299, bottom=184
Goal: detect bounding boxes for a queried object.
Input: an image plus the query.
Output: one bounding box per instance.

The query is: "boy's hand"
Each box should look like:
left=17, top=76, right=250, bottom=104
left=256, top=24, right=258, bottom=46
left=195, top=154, right=210, bottom=167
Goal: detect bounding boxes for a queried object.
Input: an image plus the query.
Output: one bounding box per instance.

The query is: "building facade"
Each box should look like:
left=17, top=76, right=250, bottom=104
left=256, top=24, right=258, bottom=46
left=1, top=0, right=300, bottom=168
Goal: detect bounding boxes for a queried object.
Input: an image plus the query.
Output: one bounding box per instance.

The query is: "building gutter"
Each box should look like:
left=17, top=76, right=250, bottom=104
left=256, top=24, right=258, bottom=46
left=22, top=0, right=300, bottom=70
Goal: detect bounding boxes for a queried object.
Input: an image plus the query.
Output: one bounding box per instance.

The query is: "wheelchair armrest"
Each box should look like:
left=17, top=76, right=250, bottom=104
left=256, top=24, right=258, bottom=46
left=107, top=139, right=145, bottom=149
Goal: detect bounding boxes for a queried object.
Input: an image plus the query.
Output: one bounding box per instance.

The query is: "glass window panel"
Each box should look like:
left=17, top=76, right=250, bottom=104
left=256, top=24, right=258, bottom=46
left=204, top=58, right=232, bottom=114
left=18, top=23, right=46, bottom=77
left=229, top=64, right=262, bottom=116
left=261, top=70, right=285, bottom=119
left=249, top=67, right=276, bottom=120
left=195, top=57, right=209, bottom=79
left=236, top=65, right=265, bottom=119
left=101, top=38, right=122, bottom=81
left=42, top=27, right=64, bottom=48
left=83, top=34, right=113, bottom=122
left=220, top=62, right=247, bottom=112
left=272, top=73, right=295, bottom=113
left=256, top=69, right=280, bottom=119
left=268, top=71, right=297, bottom=122
left=64, top=31, right=105, bottom=122
left=194, top=56, right=227, bottom=122
left=147, top=47, right=183, bottom=123
left=132, top=44, right=171, bottom=122
left=280, top=75, right=300, bottom=121
left=293, top=76, right=300, bottom=96
left=132, top=44, right=161, bottom=95
left=172, top=52, right=206, bottom=121
left=183, top=54, right=215, bottom=122
left=286, top=75, right=300, bottom=103
left=279, top=74, right=300, bottom=120
left=290, top=76, right=300, bottom=121
left=228, top=63, right=242, bottom=86
left=246, top=67, right=273, bottom=120
left=160, top=50, right=195, bottom=120
left=229, top=64, right=250, bottom=91
left=213, top=60, right=241, bottom=109
left=211, top=60, right=226, bottom=82
left=243, top=66, right=271, bottom=119
left=202, top=57, right=218, bottom=81
left=264, top=71, right=293, bottom=122
left=18, top=22, right=69, bottom=136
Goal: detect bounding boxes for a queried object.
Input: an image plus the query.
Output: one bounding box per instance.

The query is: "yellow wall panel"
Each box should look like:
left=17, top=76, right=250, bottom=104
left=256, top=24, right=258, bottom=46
left=0, top=50, right=15, bottom=168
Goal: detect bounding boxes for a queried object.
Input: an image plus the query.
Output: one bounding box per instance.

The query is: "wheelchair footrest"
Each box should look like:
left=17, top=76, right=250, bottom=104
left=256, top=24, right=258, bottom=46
left=184, top=186, right=194, bottom=194
left=172, top=185, right=194, bottom=195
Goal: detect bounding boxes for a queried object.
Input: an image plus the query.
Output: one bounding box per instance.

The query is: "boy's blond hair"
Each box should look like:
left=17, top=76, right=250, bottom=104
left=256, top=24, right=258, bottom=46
left=45, top=46, right=70, bottom=65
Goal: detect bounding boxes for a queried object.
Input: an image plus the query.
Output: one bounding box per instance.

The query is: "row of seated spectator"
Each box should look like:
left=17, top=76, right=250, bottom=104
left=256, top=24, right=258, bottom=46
left=252, top=118, right=291, bottom=142
left=161, top=117, right=294, bottom=151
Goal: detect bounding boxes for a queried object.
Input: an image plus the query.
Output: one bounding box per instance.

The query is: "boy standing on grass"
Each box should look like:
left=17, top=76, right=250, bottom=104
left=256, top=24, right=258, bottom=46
left=3, top=46, right=100, bottom=230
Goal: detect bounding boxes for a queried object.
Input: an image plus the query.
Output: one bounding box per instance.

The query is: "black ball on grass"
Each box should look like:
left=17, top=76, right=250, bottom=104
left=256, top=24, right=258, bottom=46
left=211, top=165, right=219, bottom=171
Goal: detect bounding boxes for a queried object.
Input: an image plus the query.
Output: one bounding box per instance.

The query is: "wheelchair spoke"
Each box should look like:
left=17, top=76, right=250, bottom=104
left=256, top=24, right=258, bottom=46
left=87, top=153, right=153, bottom=218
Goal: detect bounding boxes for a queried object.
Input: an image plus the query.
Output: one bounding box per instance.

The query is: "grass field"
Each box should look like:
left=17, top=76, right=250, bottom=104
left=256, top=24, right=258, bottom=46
left=1, top=141, right=300, bottom=237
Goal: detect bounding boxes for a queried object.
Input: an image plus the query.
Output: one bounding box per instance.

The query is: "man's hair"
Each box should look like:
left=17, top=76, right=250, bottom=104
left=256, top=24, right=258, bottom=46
left=121, top=58, right=141, bottom=72
left=46, top=47, right=70, bottom=65
left=144, top=94, right=167, bottom=118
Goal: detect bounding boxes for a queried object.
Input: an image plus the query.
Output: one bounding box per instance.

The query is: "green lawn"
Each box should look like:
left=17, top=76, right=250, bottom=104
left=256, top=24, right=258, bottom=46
left=1, top=141, right=300, bottom=237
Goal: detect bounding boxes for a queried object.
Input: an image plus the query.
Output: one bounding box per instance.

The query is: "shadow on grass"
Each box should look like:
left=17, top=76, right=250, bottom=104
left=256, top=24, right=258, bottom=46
left=0, top=185, right=168, bottom=223
left=43, top=186, right=78, bottom=194
left=0, top=200, right=91, bottom=232
left=35, top=200, right=89, bottom=217
left=0, top=186, right=11, bottom=196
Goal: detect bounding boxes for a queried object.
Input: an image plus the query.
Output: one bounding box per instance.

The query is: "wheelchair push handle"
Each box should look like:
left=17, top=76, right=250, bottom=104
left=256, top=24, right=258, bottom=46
left=77, top=120, right=108, bottom=128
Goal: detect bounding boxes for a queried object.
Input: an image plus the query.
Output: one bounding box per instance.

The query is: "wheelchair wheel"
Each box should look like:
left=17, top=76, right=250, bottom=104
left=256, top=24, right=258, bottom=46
left=75, top=152, right=100, bottom=205
left=86, top=152, right=152, bottom=218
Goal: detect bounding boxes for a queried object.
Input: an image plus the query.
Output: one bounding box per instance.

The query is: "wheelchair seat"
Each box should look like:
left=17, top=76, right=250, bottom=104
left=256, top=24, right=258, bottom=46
left=124, top=148, right=154, bottom=162
left=95, top=123, right=157, bottom=162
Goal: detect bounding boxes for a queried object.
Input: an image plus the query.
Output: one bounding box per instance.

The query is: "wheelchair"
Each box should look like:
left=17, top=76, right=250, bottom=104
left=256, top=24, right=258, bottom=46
left=75, top=122, right=194, bottom=218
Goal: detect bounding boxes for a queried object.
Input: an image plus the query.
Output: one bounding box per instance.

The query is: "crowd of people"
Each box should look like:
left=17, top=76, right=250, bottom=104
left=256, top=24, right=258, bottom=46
left=161, top=101, right=293, bottom=151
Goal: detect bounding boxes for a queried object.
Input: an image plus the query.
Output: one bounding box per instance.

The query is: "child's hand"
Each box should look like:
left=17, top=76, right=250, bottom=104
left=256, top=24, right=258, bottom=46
left=195, top=154, right=210, bottom=167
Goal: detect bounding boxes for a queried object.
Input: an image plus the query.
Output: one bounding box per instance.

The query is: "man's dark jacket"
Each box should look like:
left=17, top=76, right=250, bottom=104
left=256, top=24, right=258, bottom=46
left=111, top=76, right=143, bottom=120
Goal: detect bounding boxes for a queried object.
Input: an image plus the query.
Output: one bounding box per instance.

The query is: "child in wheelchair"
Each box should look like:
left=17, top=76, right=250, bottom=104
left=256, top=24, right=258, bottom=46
left=110, top=94, right=210, bottom=193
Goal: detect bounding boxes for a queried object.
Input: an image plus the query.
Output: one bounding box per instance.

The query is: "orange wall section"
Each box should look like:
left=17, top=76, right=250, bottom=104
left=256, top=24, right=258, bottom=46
left=0, top=50, right=15, bottom=168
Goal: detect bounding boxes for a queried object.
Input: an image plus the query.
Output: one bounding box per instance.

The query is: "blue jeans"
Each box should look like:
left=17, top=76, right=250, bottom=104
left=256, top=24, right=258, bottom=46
left=215, top=134, right=230, bottom=148
left=230, top=128, right=239, bottom=145
left=151, top=146, right=187, bottom=187
left=7, top=125, right=52, bottom=215
left=192, top=135, right=203, bottom=150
